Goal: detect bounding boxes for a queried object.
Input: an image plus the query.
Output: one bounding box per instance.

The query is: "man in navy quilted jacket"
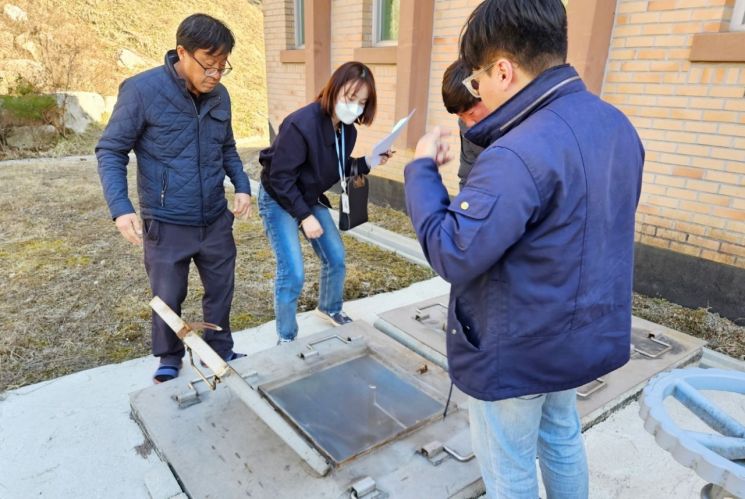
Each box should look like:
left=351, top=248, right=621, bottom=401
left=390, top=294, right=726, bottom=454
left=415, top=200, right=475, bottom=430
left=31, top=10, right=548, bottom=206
left=96, top=14, right=251, bottom=384
left=404, top=1, right=644, bottom=497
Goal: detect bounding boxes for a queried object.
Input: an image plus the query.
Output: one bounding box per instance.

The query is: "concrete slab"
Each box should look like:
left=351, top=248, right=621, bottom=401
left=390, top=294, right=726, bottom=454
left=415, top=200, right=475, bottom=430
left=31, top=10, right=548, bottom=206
left=0, top=358, right=167, bottom=499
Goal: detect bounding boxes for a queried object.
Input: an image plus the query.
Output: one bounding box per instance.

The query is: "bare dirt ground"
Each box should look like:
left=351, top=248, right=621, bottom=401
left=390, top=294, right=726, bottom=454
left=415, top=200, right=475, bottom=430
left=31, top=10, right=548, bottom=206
left=0, top=156, right=433, bottom=391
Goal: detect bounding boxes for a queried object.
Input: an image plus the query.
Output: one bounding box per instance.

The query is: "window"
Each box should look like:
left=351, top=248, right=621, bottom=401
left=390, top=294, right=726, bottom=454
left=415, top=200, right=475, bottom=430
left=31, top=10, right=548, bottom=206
left=373, top=0, right=400, bottom=45
left=294, top=0, right=305, bottom=48
left=731, top=0, right=745, bottom=32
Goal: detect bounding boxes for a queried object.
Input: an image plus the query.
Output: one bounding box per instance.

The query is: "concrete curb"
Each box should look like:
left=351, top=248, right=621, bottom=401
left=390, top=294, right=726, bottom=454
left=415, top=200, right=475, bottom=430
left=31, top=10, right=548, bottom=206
left=700, top=347, right=745, bottom=371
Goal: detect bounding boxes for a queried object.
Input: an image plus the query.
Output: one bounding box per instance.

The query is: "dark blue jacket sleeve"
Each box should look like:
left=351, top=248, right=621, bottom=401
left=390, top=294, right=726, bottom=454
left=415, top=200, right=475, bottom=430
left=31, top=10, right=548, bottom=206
left=266, top=122, right=313, bottom=221
left=221, top=96, right=251, bottom=195
left=95, top=79, right=144, bottom=220
left=404, top=146, right=542, bottom=285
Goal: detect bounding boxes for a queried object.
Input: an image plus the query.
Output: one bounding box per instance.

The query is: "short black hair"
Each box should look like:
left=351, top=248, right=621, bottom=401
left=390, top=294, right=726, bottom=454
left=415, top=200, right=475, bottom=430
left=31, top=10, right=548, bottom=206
left=176, top=14, right=235, bottom=55
left=442, top=59, right=481, bottom=115
left=459, top=0, right=567, bottom=77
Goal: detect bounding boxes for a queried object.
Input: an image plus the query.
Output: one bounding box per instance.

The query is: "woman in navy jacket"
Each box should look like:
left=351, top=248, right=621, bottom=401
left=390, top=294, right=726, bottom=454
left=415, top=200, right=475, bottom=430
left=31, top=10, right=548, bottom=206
left=258, top=62, right=389, bottom=342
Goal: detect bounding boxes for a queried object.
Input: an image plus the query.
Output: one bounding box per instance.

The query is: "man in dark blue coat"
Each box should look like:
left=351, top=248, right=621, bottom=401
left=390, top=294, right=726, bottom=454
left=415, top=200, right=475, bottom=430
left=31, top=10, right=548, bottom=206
left=97, top=14, right=251, bottom=383
left=404, top=1, right=644, bottom=497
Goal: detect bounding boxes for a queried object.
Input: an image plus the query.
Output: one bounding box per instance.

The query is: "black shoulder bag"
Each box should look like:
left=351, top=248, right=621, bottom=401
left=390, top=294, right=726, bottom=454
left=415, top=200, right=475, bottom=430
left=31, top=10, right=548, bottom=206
left=335, top=127, right=369, bottom=231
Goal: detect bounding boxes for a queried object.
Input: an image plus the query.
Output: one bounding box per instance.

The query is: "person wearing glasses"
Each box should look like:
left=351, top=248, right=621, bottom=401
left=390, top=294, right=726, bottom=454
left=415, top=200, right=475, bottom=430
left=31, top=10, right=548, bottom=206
left=258, top=62, right=391, bottom=343
left=96, top=14, right=251, bottom=384
left=404, top=1, right=644, bottom=497
left=441, top=59, right=490, bottom=190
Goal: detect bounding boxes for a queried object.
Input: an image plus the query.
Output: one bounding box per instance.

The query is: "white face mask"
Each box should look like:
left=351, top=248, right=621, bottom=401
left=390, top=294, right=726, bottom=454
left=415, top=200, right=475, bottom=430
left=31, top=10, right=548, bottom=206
left=335, top=99, right=364, bottom=125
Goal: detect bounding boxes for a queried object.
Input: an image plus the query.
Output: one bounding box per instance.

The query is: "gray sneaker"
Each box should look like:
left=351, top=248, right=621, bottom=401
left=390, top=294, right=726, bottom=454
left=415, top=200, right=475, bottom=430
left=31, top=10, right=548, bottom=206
left=315, top=308, right=353, bottom=326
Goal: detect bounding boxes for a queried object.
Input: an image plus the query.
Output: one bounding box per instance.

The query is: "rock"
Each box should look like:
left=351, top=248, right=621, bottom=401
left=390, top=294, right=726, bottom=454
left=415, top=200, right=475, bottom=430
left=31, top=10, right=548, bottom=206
left=6, top=124, right=57, bottom=149
left=0, top=29, right=13, bottom=50
left=0, top=59, right=45, bottom=89
left=54, top=92, right=105, bottom=133
left=117, top=48, right=147, bottom=69
left=14, top=32, right=40, bottom=60
left=0, top=71, right=9, bottom=94
left=103, top=95, right=117, bottom=116
left=3, top=4, right=27, bottom=23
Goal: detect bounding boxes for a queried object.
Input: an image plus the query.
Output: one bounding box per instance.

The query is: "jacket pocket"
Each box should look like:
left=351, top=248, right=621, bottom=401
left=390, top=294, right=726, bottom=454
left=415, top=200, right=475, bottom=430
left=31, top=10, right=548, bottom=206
left=446, top=188, right=499, bottom=251
left=143, top=219, right=159, bottom=244
left=448, top=297, right=482, bottom=351
left=208, top=108, right=229, bottom=143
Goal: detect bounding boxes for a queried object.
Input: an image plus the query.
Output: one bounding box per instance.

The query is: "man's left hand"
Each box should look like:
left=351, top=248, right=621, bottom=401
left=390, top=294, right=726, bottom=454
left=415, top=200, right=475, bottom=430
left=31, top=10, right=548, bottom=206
left=233, top=193, right=252, bottom=220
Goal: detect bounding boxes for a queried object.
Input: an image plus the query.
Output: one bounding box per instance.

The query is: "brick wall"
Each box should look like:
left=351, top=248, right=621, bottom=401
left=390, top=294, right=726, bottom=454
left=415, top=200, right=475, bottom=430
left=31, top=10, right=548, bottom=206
left=603, top=0, right=745, bottom=268
left=263, top=0, right=307, bottom=135
left=425, top=0, right=484, bottom=191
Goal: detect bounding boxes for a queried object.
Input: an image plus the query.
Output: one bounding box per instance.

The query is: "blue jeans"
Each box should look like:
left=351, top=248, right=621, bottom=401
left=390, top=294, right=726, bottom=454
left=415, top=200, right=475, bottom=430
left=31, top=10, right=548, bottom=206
left=469, top=389, right=588, bottom=499
left=258, top=185, right=346, bottom=340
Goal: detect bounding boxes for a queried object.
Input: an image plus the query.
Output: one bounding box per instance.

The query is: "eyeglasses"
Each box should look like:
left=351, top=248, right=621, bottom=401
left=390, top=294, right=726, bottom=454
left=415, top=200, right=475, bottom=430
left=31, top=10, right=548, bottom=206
left=461, top=62, right=496, bottom=98
left=188, top=51, right=233, bottom=78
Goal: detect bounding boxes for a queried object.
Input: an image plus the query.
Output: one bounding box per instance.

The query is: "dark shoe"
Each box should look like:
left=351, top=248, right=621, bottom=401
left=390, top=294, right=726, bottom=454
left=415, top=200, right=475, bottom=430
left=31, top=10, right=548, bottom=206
left=153, top=362, right=182, bottom=384
left=315, top=308, right=353, bottom=326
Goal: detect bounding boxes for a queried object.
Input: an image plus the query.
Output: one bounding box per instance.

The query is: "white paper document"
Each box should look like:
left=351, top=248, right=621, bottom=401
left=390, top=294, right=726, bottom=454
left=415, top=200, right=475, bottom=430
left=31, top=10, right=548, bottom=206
left=367, top=109, right=416, bottom=168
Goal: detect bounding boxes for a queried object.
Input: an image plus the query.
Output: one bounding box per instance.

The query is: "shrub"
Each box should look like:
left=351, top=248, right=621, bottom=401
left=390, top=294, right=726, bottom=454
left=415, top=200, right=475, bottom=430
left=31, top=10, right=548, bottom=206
left=0, top=94, right=57, bottom=124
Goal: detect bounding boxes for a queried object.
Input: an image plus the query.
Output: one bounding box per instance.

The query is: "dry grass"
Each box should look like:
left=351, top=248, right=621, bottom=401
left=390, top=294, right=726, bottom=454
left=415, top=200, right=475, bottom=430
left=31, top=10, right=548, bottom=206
left=0, top=156, right=433, bottom=392
left=632, top=294, right=745, bottom=361
left=1, top=0, right=267, bottom=138
left=0, top=123, right=104, bottom=161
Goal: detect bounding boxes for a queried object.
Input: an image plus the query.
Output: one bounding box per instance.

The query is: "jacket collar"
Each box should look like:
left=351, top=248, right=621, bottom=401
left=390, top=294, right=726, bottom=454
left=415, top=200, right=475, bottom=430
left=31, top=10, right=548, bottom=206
left=164, top=50, right=220, bottom=109
left=315, top=102, right=355, bottom=147
left=465, top=64, right=585, bottom=148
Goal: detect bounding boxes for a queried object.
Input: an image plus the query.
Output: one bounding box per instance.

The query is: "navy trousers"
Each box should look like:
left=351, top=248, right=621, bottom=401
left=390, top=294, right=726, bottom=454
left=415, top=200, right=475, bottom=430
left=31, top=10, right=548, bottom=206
left=143, top=210, right=236, bottom=364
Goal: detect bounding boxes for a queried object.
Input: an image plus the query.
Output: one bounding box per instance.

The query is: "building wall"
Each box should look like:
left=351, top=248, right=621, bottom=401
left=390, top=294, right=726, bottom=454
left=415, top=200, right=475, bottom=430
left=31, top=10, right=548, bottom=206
left=603, top=0, right=745, bottom=269
left=424, top=0, right=484, bottom=190
left=264, top=0, right=307, bottom=135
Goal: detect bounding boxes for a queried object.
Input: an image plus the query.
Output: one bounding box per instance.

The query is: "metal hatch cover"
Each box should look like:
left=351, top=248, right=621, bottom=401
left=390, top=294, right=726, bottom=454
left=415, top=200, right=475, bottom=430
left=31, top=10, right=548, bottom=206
left=261, top=354, right=444, bottom=464
left=376, top=297, right=706, bottom=430
left=129, top=322, right=484, bottom=498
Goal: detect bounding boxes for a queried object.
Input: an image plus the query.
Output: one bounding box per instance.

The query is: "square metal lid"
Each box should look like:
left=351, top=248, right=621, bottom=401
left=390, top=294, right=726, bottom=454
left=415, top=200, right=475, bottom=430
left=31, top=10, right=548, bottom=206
left=261, top=354, right=444, bottom=464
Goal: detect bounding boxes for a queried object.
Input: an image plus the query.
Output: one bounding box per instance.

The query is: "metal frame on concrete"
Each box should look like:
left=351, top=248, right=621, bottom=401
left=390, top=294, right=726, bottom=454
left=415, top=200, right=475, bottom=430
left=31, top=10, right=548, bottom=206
left=150, top=297, right=331, bottom=476
left=374, top=296, right=707, bottom=430
left=133, top=303, right=483, bottom=498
